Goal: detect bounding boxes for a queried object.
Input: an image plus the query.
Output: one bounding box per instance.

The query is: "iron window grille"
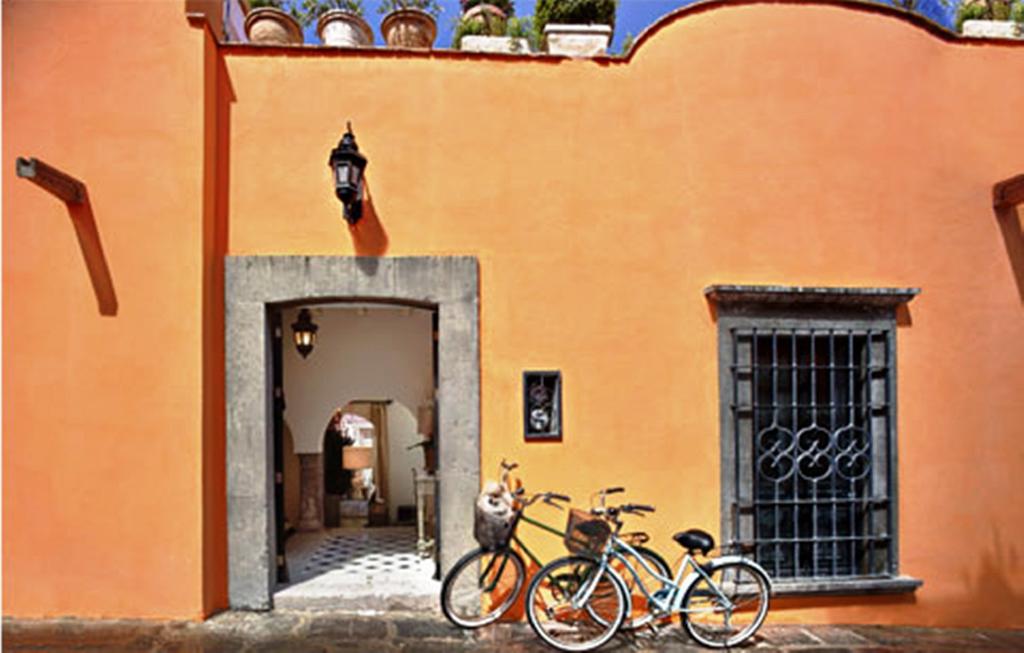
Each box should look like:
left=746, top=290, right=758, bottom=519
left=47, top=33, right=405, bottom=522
left=734, top=327, right=892, bottom=579
left=710, top=286, right=921, bottom=595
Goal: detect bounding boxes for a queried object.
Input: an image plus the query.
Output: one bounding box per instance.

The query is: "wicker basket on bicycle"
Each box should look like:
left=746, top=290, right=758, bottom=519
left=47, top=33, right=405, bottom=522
left=563, top=509, right=612, bottom=557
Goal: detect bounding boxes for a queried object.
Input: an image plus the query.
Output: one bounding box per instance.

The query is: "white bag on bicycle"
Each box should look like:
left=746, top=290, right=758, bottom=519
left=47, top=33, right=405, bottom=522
left=474, top=481, right=515, bottom=550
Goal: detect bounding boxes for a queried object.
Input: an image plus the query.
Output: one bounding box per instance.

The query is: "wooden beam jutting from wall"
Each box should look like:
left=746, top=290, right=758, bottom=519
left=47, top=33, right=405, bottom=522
left=994, top=173, right=1024, bottom=209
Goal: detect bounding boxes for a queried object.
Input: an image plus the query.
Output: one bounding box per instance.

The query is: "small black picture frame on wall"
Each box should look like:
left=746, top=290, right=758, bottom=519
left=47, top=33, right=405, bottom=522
left=523, top=371, right=561, bottom=440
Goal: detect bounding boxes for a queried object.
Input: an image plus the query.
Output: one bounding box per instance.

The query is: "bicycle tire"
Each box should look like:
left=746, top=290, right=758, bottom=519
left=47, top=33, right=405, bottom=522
left=440, top=547, right=526, bottom=629
left=680, top=559, right=770, bottom=648
left=526, top=555, right=628, bottom=652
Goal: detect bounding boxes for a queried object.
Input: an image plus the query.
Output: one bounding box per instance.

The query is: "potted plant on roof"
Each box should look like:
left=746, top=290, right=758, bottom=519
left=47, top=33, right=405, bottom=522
left=454, top=0, right=533, bottom=52
left=378, top=0, right=442, bottom=49
left=956, top=0, right=1024, bottom=38
left=245, top=0, right=304, bottom=45
left=535, top=0, right=616, bottom=56
left=301, top=0, right=374, bottom=46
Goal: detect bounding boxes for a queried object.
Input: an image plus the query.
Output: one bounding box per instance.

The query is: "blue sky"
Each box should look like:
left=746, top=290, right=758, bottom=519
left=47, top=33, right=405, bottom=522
left=301, top=0, right=955, bottom=51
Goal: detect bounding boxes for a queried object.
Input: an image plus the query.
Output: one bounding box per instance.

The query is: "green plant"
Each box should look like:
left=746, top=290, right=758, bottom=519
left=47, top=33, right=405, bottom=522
left=378, top=0, right=443, bottom=18
left=248, top=0, right=303, bottom=21
left=298, top=0, right=364, bottom=26
left=954, top=0, right=1022, bottom=30
left=534, top=0, right=616, bottom=44
left=453, top=14, right=508, bottom=44
left=460, top=0, right=515, bottom=15
left=452, top=15, right=535, bottom=50
left=507, top=16, right=534, bottom=43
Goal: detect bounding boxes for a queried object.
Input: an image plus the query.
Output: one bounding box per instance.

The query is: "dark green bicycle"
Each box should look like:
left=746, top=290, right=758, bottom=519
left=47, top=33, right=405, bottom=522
left=440, top=462, right=670, bottom=630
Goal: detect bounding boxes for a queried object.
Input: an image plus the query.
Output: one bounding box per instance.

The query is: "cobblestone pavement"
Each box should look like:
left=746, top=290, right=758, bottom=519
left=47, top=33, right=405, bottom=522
left=4, top=611, right=1023, bottom=652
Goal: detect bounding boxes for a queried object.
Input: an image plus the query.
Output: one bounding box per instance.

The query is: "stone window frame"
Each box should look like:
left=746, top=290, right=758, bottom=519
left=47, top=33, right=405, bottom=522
left=225, top=256, right=479, bottom=610
left=708, top=285, right=923, bottom=596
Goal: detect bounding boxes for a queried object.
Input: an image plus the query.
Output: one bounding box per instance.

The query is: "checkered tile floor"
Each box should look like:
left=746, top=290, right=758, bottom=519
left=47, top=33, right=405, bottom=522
left=276, top=527, right=439, bottom=610
left=282, top=526, right=436, bottom=585
left=302, top=529, right=426, bottom=578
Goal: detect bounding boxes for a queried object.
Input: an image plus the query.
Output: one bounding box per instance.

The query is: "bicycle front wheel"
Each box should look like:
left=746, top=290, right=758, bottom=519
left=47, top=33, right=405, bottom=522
left=526, top=556, right=627, bottom=652
left=440, top=547, right=525, bottom=628
left=681, top=559, right=770, bottom=648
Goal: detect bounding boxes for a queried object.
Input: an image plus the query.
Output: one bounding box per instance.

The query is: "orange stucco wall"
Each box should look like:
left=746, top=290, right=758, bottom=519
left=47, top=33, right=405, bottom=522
left=4, top=0, right=1023, bottom=626
left=2, top=1, right=214, bottom=619
left=221, top=4, right=1023, bottom=627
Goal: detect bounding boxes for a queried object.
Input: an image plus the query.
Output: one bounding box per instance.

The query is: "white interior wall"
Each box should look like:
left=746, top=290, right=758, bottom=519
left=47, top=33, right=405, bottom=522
left=282, top=305, right=434, bottom=523
left=387, top=403, right=421, bottom=522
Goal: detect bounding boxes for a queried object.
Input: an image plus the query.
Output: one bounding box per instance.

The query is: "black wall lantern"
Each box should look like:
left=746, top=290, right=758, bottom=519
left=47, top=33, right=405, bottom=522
left=328, top=122, right=368, bottom=224
left=291, top=308, right=319, bottom=358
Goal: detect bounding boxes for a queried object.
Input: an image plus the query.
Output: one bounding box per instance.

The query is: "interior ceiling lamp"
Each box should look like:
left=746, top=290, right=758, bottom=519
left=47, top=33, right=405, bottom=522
left=329, top=122, right=368, bottom=225
left=291, top=308, right=318, bottom=358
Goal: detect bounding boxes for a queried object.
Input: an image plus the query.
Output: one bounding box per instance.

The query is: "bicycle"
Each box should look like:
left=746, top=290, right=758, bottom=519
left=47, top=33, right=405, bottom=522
left=526, top=501, right=772, bottom=651
left=440, top=463, right=670, bottom=631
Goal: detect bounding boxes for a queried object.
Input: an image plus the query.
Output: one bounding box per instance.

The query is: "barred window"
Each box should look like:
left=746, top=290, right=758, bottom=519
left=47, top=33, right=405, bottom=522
left=709, top=286, right=922, bottom=595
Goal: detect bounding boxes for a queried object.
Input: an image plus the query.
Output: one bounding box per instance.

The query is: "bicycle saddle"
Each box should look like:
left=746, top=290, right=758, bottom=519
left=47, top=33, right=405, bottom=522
left=673, top=528, right=715, bottom=555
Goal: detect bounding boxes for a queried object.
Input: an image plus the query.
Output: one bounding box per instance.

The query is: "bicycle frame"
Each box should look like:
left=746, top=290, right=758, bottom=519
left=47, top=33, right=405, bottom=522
left=514, top=512, right=568, bottom=568
left=596, top=536, right=768, bottom=616
left=475, top=507, right=568, bottom=592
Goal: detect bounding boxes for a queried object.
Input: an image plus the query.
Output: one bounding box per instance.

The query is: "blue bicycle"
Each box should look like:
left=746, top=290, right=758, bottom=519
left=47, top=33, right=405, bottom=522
left=526, top=500, right=772, bottom=651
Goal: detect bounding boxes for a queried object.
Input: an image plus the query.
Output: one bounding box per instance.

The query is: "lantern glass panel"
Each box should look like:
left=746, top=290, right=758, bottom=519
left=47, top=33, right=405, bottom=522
left=335, top=161, right=351, bottom=186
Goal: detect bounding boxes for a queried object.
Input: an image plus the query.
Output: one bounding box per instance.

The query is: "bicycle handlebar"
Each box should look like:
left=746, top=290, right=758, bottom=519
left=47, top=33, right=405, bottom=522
left=522, top=490, right=572, bottom=509
left=590, top=502, right=657, bottom=531
left=625, top=503, right=655, bottom=513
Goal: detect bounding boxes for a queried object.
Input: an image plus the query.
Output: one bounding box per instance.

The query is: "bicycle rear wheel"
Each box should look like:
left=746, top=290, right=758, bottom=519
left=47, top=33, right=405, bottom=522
left=681, top=559, right=770, bottom=648
left=526, top=556, right=627, bottom=652
left=440, top=547, right=525, bottom=628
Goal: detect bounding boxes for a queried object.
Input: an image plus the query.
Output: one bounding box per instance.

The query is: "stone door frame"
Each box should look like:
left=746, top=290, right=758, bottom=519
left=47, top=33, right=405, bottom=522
left=225, top=256, right=480, bottom=610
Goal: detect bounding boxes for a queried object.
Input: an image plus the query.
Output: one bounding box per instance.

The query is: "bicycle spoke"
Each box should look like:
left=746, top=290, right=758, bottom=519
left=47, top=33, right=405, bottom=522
left=682, top=561, right=770, bottom=648
left=527, top=557, right=627, bottom=651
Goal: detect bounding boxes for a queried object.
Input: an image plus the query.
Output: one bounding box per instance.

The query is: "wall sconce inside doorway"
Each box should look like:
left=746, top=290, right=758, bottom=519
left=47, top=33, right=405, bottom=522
left=291, top=308, right=318, bottom=358
left=329, top=122, right=368, bottom=224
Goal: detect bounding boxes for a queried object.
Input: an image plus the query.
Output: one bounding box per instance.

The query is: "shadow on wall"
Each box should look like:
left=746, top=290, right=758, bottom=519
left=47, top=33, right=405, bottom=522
left=995, top=204, right=1024, bottom=305
left=349, top=180, right=389, bottom=261
left=960, top=525, right=1021, bottom=618
left=214, top=51, right=234, bottom=266
left=15, top=158, right=118, bottom=315
left=66, top=189, right=118, bottom=316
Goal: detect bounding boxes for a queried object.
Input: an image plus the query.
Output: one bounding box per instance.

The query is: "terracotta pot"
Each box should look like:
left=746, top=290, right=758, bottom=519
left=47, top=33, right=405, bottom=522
left=244, top=7, right=303, bottom=45
left=317, top=9, right=374, bottom=47
left=463, top=3, right=507, bottom=29
left=380, top=8, right=437, bottom=49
